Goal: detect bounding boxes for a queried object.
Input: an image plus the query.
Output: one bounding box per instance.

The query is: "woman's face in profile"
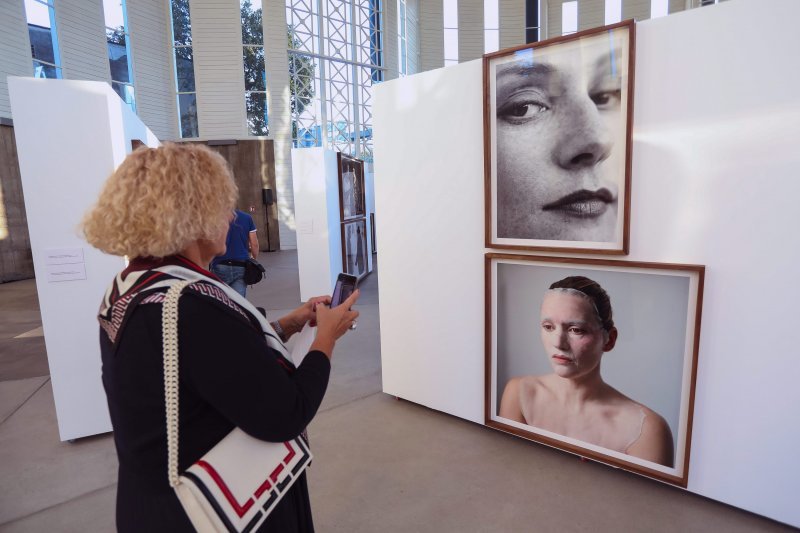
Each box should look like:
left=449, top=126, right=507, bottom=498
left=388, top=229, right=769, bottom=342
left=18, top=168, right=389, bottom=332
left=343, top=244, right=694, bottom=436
left=495, top=33, right=625, bottom=242
left=540, top=291, right=608, bottom=379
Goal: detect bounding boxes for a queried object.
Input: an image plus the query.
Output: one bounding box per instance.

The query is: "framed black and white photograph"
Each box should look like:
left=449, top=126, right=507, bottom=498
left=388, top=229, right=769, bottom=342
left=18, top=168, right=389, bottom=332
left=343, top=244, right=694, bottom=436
left=341, top=219, right=368, bottom=279
left=338, top=153, right=366, bottom=221
left=485, top=253, right=703, bottom=487
left=484, top=20, right=635, bottom=254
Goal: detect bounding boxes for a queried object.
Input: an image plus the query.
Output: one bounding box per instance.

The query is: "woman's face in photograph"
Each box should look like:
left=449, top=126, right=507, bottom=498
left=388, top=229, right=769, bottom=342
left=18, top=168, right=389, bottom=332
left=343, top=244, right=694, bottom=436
left=539, top=291, right=608, bottom=379
left=495, top=33, right=625, bottom=242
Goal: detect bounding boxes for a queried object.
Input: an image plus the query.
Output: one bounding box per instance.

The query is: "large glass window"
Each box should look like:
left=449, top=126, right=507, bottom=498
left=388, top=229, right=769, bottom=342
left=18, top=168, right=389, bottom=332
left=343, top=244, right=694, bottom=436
left=443, top=0, right=458, bottom=66
left=605, top=0, right=621, bottom=24
left=397, top=0, right=407, bottom=76
left=103, top=0, right=135, bottom=110
left=24, top=0, right=62, bottom=79
left=651, top=0, right=669, bottom=18
left=287, top=0, right=384, bottom=160
left=484, top=0, right=499, bottom=54
left=561, top=1, right=577, bottom=35
left=170, top=0, right=199, bottom=138
left=242, top=0, right=268, bottom=136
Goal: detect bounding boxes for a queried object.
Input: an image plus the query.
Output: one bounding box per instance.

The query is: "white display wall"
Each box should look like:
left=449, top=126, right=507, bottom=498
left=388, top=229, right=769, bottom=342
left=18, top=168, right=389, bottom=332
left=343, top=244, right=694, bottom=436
left=292, top=148, right=373, bottom=302
left=9, top=78, right=159, bottom=441
left=374, top=0, right=800, bottom=527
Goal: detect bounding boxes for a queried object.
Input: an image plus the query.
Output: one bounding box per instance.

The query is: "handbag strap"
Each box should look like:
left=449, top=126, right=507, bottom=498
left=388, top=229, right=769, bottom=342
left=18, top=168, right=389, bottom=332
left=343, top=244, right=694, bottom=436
left=163, top=279, right=194, bottom=487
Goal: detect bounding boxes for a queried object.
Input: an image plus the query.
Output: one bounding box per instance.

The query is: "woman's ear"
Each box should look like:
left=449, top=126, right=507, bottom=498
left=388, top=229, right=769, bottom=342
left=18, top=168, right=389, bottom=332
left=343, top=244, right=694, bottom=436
left=603, top=327, right=618, bottom=352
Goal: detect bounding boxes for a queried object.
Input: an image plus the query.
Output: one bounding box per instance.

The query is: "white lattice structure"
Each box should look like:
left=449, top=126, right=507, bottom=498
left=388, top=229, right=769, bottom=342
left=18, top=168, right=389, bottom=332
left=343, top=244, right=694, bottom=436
left=286, top=0, right=385, bottom=160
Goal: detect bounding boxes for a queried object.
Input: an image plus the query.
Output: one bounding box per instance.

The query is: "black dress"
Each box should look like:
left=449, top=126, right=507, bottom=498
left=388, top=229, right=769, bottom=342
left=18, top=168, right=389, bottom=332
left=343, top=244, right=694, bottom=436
left=99, top=257, right=330, bottom=532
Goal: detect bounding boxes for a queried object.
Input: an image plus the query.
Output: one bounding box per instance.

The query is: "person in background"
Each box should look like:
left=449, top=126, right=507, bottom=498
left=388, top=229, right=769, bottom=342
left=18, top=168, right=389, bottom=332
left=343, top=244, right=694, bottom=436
left=212, top=209, right=258, bottom=297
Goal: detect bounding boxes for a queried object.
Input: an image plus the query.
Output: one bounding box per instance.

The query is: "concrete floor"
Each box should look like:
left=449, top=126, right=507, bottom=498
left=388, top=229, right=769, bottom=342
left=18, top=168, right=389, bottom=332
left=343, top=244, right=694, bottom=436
left=0, top=250, right=794, bottom=532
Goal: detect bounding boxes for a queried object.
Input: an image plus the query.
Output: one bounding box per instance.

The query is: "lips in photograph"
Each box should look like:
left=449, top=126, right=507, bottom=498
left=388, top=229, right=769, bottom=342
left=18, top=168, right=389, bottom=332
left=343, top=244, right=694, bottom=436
left=542, top=188, right=615, bottom=218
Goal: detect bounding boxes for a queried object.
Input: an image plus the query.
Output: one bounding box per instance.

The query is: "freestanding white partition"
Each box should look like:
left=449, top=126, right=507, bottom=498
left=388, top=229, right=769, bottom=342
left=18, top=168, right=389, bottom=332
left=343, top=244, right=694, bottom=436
left=292, top=147, right=373, bottom=302
left=9, top=77, right=159, bottom=441
left=374, top=0, right=800, bottom=527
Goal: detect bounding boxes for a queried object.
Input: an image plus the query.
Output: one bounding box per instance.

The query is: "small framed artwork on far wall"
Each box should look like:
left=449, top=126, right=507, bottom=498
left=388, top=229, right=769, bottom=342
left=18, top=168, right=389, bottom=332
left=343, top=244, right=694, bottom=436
left=486, top=253, right=704, bottom=487
left=484, top=20, right=635, bottom=254
left=338, top=153, right=366, bottom=221
left=341, top=218, right=368, bottom=280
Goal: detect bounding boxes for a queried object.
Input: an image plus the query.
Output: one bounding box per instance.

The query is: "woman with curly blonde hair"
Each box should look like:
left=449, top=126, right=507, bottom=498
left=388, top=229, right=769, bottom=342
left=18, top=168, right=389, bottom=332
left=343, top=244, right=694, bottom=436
left=83, top=143, right=359, bottom=532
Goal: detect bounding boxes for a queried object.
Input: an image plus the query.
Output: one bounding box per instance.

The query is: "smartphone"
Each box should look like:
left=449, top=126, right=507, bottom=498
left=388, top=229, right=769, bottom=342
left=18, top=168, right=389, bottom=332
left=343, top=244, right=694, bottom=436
left=331, top=273, right=358, bottom=307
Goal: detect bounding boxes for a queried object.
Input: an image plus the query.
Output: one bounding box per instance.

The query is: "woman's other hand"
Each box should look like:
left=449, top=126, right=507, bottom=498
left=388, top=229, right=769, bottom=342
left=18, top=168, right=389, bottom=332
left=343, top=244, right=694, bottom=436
left=295, top=295, right=331, bottom=327
left=310, top=290, right=360, bottom=359
left=276, top=295, right=331, bottom=340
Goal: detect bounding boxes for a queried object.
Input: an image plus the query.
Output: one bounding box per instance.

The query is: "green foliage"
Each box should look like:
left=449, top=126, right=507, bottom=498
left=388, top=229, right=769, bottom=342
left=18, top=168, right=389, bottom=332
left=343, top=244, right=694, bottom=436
left=241, top=1, right=267, bottom=135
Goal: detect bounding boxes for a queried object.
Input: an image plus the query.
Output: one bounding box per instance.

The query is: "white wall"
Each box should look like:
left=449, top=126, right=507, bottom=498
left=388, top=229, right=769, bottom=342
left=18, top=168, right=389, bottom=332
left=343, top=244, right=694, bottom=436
left=9, top=77, right=158, bottom=441
left=292, top=148, right=342, bottom=301
left=374, top=0, right=800, bottom=526
left=376, top=60, right=486, bottom=422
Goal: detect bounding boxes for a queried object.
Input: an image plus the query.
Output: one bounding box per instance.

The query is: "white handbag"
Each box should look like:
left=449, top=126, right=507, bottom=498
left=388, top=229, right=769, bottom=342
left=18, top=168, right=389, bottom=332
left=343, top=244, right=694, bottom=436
left=162, top=280, right=312, bottom=532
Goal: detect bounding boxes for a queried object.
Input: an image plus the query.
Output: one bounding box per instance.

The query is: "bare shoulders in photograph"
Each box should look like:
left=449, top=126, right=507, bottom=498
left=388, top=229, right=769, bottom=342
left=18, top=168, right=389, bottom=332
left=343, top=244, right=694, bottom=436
left=498, top=276, right=674, bottom=467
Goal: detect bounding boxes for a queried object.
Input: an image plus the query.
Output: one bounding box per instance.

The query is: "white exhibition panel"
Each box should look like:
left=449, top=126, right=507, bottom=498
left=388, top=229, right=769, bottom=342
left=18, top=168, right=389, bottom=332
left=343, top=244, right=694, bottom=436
left=293, top=147, right=342, bottom=301
left=375, top=60, right=486, bottom=424
left=374, top=0, right=800, bottom=527
left=292, top=148, right=374, bottom=302
left=9, top=77, right=159, bottom=441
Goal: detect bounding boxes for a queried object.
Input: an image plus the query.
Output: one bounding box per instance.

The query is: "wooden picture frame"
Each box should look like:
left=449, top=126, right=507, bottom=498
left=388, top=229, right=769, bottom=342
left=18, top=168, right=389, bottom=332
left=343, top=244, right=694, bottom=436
left=370, top=212, right=377, bottom=254
left=484, top=20, right=636, bottom=254
left=337, top=152, right=366, bottom=222
left=341, top=218, right=369, bottom=280
left=485, top=253, right=703, bottom=487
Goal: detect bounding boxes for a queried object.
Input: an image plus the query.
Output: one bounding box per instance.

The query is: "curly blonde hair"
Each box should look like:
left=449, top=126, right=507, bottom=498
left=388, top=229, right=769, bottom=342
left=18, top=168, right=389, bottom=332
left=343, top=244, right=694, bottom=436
left=82, top=143, right=238, bottom=258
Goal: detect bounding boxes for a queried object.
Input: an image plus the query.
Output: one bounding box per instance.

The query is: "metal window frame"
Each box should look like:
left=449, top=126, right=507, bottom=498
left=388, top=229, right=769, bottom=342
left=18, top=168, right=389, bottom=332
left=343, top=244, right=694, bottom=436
left=169, top=0, right=199, bottom=138
left=26, top=0, right=63, bottom=77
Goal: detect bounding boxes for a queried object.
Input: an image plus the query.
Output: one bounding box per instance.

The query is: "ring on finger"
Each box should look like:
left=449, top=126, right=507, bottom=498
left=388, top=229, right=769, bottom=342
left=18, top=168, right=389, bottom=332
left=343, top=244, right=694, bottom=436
left=349, top=321, right=357, bottom=330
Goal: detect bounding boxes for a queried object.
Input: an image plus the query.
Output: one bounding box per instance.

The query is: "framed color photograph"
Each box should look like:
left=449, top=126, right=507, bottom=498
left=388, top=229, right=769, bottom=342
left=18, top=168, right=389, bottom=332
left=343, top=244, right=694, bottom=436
left=484, top=20, right=635, bottom=254
left=338, top=153, right=366, bottom=221
left=485, top=253, right=703, bottom=487
left=341, top=219, right=368, bottom=279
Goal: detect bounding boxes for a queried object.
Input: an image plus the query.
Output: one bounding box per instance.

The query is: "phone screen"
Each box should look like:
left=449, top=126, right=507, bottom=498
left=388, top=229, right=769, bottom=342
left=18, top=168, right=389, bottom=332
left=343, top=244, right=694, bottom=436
left=332, top=274, right=357, bottom=307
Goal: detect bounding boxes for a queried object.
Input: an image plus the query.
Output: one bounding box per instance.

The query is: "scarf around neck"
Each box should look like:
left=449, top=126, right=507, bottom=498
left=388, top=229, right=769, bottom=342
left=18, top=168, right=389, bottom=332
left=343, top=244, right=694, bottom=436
left=98, top=255, right=292, bottom=363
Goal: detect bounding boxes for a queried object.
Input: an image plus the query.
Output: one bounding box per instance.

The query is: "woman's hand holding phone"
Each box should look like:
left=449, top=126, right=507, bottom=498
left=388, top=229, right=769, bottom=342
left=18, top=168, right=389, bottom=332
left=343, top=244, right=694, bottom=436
left=310, top=289, right=360, bottom=359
